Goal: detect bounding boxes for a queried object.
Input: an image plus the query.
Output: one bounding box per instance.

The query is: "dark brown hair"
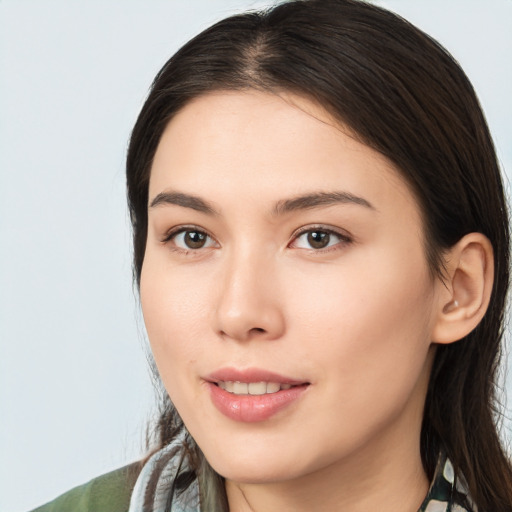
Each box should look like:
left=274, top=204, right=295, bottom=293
left=127, top=0, right=512, bottom=509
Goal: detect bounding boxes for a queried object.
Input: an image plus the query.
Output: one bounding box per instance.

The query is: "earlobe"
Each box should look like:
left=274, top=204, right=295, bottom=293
left=431, top=233, right=494, bottom=344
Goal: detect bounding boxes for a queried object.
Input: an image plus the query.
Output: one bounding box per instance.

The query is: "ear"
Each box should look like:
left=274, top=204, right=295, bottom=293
left=431, top=233, right=494, bottom=344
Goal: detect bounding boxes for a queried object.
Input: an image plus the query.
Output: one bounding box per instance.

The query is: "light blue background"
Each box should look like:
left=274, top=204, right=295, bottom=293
left=1, top=1, right=511, bottom=511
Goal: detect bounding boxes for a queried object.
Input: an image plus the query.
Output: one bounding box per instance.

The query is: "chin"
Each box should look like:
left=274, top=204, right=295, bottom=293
left=211, top=458, right=303, bottom=485
left=199, top=436, right=331, bottom=486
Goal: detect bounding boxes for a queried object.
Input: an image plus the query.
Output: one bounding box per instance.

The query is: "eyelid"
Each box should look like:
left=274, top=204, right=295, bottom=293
left=161, top=225, right=219, bottom=249
left=160, top=224, right=351, bottom=252
left=289, top=224, right=353, bottom=250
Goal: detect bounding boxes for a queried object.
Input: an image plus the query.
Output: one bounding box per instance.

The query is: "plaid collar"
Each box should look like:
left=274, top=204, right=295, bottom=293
left=418, top=451, right=476, bottom=512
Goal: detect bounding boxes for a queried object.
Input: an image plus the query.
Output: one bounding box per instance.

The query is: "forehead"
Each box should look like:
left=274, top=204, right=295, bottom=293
left=149, top=90, right=420, bottom=220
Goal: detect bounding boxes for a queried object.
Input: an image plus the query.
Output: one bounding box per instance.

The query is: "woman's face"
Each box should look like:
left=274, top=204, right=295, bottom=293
left=141, top=91, right=443, bottom=484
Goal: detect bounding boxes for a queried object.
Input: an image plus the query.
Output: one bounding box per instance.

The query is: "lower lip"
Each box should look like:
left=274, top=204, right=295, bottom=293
left=207, top=382, right=309, bottom=422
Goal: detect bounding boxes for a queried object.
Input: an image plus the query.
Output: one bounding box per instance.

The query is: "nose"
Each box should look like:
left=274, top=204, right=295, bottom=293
left=213, top=249, right=285, bottom=342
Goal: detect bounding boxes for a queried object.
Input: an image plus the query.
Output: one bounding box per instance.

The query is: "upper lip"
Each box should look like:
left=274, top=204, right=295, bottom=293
left=205, top=367, right=308, bottom=385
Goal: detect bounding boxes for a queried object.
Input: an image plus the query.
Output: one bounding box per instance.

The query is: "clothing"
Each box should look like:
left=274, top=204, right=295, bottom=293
left=30, top=462, right=140, bottom=512
left=31, top=438, right=475, bottom=512
left=418, top=455, right=476, bottom=512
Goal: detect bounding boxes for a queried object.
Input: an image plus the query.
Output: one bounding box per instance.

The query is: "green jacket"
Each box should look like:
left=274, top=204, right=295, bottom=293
left=30, top=463, right=141, bottom=512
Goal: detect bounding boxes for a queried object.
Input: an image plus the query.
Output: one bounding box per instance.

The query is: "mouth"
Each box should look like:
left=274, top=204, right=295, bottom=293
left=205, top=368, right=310, bottom=422
left=215, top=381, right=297, bottom=395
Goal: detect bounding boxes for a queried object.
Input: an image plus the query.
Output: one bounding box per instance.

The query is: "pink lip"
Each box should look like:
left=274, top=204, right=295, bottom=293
left=205, top=367, right=309, bottom=423
left=206, top=367, right=306, bottom=385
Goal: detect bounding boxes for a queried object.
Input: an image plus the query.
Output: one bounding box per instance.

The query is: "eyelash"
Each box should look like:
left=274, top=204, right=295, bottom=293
left=161, top=225, right=352, bottom=253
left=161, top=226, right=218, bottom=253
left=289, top=225, right=353, bottom=252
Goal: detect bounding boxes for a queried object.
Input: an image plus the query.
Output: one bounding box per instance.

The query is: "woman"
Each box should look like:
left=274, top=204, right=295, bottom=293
left=33, top=0, right=512, bottom=510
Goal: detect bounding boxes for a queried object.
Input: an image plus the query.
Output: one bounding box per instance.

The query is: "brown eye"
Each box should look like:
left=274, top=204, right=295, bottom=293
left=183, top=231, right=207, bottom=249
left=307, top=231, right=330, bottom=249
left=168, top=229, right=216, bottom=250
left=291, top=227, right=351, bottom=251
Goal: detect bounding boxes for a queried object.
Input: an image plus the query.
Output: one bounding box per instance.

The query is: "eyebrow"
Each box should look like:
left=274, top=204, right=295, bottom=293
left=149, top=190, right=375, bottom=216
left=272, top=191, right=375, bottom=216
left=149, top=191, right=218, bottom=215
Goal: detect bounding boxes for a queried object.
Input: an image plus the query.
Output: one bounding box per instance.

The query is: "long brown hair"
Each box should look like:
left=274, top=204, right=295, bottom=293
left=127, top=1, right=512, bottom=509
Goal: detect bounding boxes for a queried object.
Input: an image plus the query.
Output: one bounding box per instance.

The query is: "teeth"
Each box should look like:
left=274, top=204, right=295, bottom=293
left=265, top=382, right=280, bottom=394
left=217, top=381, right=294, bottom=395
left=248, top=382, right=267, bottom=395
left=233, top=382, right=248, bottom=394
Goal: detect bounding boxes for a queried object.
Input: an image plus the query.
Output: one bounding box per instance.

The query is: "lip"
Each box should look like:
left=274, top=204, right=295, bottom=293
left=206, top=367, right=306, bottom=385
left=205, top=367, right=310, bottom=423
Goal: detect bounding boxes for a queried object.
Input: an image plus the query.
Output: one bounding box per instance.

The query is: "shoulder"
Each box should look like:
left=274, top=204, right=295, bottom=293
left=29, top=462, right=142, bottom=512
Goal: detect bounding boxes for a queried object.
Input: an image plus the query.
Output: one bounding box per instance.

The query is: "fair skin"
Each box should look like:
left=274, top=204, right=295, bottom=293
left=140, top=91, right=493, bottom=512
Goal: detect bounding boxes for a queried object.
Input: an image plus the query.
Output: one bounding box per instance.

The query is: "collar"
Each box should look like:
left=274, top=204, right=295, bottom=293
left=418, top=450, right=476, bottom=512
left=128, top=431, right=200, bottom=512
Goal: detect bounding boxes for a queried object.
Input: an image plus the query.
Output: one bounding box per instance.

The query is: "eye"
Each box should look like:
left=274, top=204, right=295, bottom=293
left=165, top=228, right=217, bottom=250
left=291, top=227, right=350, bottom=250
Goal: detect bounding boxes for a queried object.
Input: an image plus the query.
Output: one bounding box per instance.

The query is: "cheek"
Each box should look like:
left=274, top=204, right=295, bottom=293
left=140, top=260, right=211, bottom=381
left=285, top=249, right=435, bottom=412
